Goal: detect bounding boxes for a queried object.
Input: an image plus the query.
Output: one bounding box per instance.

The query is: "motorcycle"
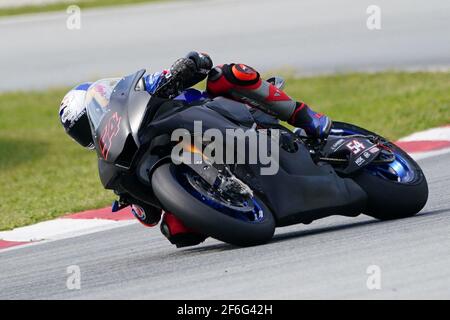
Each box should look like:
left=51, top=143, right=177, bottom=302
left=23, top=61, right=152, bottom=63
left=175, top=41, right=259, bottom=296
left=87, top=70, right=428, bottom=247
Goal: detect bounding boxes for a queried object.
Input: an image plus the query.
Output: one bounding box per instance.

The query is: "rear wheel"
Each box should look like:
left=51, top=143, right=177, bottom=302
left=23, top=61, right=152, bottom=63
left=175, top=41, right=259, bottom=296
left=331, top=122, right=428, bottom=220
left=152, top=163, right=275, bottom=246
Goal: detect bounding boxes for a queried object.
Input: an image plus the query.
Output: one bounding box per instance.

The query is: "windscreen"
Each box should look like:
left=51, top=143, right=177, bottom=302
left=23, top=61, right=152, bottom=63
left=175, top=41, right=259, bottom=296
left=85, top=78, right=121, bottom=130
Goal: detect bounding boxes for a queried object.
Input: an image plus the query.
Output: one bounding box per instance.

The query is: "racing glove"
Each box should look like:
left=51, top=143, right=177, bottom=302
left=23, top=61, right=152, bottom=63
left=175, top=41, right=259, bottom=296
left=153, top=52, right=213, bottom=98
left=185, top=51, right=213, bottom=85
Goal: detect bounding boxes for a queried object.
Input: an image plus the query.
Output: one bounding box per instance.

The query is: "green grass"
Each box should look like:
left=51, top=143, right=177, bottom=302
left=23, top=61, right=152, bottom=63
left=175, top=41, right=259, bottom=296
left=284, top=72, right=450, bottom=140
left=0, top=71, right=449, bottom=231
left=0, top=0, right=167, bottom=17
left=0, top=88, right=112, bottom=231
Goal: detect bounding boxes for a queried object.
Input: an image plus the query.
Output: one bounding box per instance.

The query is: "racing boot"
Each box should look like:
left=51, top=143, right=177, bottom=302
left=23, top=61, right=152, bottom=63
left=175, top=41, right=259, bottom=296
left=160, top=212, right=208, bottom=248
left=289, top=102, right=332, bottom=140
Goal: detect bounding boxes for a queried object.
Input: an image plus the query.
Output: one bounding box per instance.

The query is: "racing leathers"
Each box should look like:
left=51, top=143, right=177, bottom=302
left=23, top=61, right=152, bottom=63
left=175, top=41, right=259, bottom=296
left=144, top=52, right=331, bottom=139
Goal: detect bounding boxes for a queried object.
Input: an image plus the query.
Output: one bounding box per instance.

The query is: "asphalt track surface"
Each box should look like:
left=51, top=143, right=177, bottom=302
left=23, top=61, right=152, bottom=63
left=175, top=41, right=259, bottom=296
left=0, top=152, right=449, bottom=299
left=1, top=0, right=450, bottom=92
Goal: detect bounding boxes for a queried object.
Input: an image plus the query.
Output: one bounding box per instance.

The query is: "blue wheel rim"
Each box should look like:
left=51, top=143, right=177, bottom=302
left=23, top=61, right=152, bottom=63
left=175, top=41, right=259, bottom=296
left=177, top=169, right=265, bottom=223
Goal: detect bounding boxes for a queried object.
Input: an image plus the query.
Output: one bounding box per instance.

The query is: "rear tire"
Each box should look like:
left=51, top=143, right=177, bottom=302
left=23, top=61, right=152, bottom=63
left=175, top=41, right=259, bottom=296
left=152, top=163, right=275, bottom=246
left=332, top=122, right=429, bottom=220
left=354, top=168, right=428, bottom=220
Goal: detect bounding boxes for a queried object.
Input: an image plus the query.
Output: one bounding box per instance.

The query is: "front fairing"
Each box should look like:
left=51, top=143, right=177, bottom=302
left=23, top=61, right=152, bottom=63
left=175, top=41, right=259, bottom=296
left=86, top=69, right=151, bottom=169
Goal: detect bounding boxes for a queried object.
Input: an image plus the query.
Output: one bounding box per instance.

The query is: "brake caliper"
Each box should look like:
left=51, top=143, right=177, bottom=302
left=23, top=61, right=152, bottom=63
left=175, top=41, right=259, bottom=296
left=215, top=170, right=254, bottom=198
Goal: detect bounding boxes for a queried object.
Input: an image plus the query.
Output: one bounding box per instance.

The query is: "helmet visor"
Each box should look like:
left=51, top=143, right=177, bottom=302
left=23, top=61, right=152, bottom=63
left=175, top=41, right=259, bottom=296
left=67, top=111, right=94, bottom=148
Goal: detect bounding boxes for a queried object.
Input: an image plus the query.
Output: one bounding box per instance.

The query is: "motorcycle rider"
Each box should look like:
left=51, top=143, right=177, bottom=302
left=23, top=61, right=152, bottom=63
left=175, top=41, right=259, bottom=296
left=59, top=51, right=332, bottom=247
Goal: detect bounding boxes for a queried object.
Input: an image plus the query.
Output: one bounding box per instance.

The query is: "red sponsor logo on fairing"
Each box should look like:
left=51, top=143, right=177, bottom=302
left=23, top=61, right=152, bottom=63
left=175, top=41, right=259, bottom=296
left=99, top=112, right=122, bottom=160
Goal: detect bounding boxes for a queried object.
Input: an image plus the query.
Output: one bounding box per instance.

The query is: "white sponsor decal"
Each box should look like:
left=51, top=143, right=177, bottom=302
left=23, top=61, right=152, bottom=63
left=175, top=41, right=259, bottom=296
left=346, top=140, right=366, bottom=154
left=60, top=107, right=73, bottom=123
left=355, top=156, right=365, bottom=166
left=370, top=146, right=380, bottom=154
left=331, top=138, right=346, bottom=150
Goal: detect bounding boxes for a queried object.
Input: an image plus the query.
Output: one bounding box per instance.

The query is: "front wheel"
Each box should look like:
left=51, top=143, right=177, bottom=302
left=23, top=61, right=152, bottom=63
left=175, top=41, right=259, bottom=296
left=331, top=122, right=429, bottom=220
left=151, top=163, right=275, bottom=246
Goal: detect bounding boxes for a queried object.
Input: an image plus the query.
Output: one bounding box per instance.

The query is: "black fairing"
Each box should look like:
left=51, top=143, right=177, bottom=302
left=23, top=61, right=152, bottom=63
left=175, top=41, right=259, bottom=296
left=138, top=97, right=367, bottom=225
left=91, top=69, right=150, bottom=169
left=204, top=97, right=255, bottom=128
left=92, top=71, right=367, bottom=226
left=248, top=146, right=367, bottom=226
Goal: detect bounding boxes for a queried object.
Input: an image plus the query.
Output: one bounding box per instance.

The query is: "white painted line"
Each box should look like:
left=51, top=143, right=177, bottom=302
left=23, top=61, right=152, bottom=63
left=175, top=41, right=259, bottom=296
left=400, top=126, right=450, bottom=142
left=0, top=218, right=137, bottom=242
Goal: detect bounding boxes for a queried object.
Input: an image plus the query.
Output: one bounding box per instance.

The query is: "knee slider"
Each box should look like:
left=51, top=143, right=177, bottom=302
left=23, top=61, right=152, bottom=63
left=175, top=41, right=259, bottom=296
left=231, top=64, right=259, bottom=83
left=209, top=64, right=260, bottom=86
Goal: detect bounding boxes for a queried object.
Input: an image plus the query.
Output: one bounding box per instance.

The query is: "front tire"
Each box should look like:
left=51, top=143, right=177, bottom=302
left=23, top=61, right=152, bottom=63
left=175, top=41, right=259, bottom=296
left=152, top=163, right=275, bottom=246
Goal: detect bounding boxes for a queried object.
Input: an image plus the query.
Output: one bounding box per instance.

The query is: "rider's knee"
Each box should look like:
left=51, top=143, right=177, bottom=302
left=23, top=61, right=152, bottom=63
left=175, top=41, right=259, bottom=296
left=206, top=63, right=261, bottom=96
